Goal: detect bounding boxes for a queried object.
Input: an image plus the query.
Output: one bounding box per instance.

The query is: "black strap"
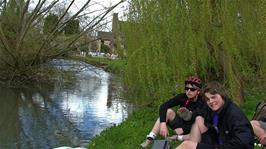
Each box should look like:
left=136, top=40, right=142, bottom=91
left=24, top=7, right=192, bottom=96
left=163, top=140, right=170, bottom=149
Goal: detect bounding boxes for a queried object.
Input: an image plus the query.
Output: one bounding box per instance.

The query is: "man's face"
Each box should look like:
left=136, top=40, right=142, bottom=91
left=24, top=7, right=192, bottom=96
left=205, top=92, right=225, bottom=112
left=185, top=84, right=200, bottom=99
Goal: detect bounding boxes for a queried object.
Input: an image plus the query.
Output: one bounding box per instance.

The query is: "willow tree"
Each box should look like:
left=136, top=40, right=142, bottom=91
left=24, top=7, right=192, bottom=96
left=0, top=0, right=124, bottom=86
left=123, top=0, right=266, bottom=104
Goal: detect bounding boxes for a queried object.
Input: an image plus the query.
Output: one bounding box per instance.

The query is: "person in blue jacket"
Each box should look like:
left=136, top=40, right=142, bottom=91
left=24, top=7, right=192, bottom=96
left=175, top=81, right=254, bottom=149
left=140, top=76, right=205, bottom=148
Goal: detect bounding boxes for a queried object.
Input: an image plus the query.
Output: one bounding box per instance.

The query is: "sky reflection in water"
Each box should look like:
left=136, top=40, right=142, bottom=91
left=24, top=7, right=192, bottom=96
left=0, top=59, right=133, bottom=149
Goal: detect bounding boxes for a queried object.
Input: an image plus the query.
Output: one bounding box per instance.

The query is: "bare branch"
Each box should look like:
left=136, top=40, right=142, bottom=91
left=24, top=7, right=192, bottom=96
left=52, top=0, right=76, bottom=31
left=16, top=0, right=31, bottom=51
left=0, top=56, right=15, bottom=69
left=0, top=24, right=17, bottom=60
left=66, top=0, right=124, bottom=48
left=30, top=0, right=59, bottom=27
left=31, top=0, right=92, bottom=65
left=53, top=0, right=92, bottom=32
left=0, top=0, right=7, bottom=10
left=0, top=0, right=5, bottom=9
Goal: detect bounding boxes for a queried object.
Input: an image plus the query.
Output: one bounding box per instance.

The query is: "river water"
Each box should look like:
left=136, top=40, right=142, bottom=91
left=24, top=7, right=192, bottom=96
left=0, top=59, right=134, bottom=149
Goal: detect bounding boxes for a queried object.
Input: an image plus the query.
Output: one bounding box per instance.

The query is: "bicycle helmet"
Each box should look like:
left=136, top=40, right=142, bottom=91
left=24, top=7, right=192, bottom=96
left=185, top=76, right=202, bottom=88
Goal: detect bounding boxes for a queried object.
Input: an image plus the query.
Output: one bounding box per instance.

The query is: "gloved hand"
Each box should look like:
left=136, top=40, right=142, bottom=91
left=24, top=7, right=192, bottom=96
left=178, top=107, right=192, bottom=121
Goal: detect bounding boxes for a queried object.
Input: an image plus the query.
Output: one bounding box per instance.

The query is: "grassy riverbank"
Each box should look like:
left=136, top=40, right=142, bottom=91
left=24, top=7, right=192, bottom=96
left=69, top=56, right=265, bottom=149
left=69, top=55, right=126, bottom=74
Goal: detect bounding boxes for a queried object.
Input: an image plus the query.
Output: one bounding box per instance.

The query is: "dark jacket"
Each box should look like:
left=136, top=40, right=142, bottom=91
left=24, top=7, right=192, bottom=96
left=159, top=93, right=205, bottom=123
left=202, top=97, right=254, bottom=149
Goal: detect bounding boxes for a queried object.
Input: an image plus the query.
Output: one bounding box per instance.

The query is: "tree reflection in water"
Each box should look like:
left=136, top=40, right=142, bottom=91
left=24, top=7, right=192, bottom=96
left=0, top=59, right=134, bottom=149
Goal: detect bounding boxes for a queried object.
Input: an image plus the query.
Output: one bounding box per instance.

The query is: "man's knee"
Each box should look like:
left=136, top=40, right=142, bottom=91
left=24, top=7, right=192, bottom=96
left=166, top=109, right=176, bottom=121
left=195, top=116, right=207, bottom=133
left=195, top=116, right=204, bottom=122
left=195, top=116, right=204, bottom=127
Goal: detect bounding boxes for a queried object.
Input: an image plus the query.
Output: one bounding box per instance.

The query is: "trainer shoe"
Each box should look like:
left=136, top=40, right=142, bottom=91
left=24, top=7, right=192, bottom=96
left=140, top=138, right=153, bottom=148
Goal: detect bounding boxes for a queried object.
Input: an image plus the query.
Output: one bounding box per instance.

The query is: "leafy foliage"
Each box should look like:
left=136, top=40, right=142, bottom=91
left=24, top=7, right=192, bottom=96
left=123, top=0, right=266, bottom=104
left=43, top=13, right=59, bottom=34
left=64, top=19, right=80, bottom=35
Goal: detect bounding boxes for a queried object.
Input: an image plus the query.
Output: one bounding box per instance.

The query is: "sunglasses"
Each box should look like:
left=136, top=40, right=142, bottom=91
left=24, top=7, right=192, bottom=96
left=184, top=87, right=198, bottom=92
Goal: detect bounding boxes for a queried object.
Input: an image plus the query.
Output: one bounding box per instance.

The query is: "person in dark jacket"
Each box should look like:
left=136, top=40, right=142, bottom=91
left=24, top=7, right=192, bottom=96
left=140, top=76, right=205, bottom=148
left=175, top=81, right=254, bottom=149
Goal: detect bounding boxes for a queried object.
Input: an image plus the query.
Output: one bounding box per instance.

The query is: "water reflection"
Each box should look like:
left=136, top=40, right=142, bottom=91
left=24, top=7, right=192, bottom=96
left=0, top=59, right=133, bottom=149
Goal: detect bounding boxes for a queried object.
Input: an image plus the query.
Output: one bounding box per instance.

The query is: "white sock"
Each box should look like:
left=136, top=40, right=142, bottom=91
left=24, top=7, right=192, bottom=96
left=147, top=132, right=156, bottom=140
left=177, top=135, right=183, bottom=141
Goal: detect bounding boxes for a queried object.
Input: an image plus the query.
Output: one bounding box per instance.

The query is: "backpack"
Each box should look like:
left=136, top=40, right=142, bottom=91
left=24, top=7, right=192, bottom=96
left=252, top=100, right=266, bottom=121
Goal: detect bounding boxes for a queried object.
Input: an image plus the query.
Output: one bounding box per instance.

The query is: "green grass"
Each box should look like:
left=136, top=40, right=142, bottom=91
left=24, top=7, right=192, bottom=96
left=241, top=89, right=266, bottom=120
left=88, top=105, right=157, bottom=148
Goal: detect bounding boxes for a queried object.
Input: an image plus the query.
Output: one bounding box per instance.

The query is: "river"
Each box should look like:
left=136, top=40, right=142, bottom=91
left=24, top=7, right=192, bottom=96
left=0, top=59, right=134, bottom=149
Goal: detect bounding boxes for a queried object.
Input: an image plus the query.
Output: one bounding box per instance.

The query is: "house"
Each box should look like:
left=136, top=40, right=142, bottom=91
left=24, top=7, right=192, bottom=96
left=96, top=13, right=126, bottom=56
left=97, top=31, right=114, bottom=52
